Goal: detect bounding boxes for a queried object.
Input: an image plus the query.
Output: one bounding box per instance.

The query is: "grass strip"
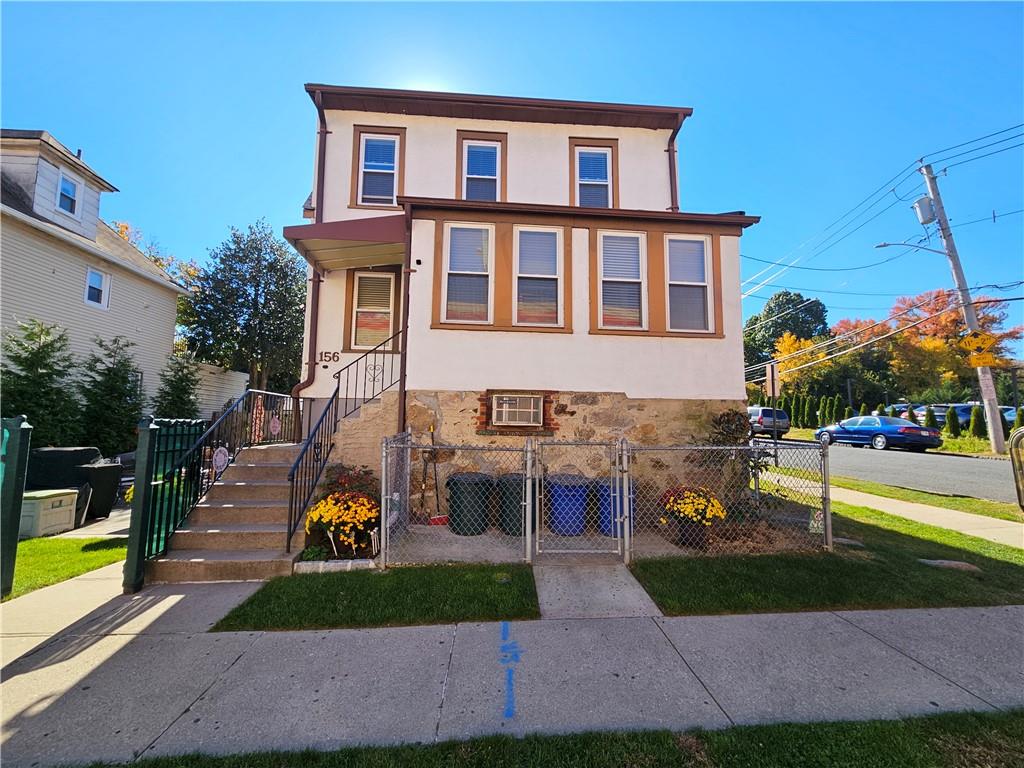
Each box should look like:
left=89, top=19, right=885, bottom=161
left=87, top=709, right=1024, bottom=767
left=3, top=537, right=126, bottom=601
left=631, top=500, right=1024, bottom=616
left=212, top=563, right=539, bottom=631
left=828, top=475, right=1022, bottom=523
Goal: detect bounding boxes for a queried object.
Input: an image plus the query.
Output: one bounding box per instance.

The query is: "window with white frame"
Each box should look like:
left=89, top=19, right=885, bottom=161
left=463, top=141, right=500, bottom=202
left=666, top=236, right=712, bottom=332
left=514, top=226, right=561, bottom=326
left=491, top=394, right=543, bottom=427
left=575, top=147, right=612, bottom=208
left=443, top=224, right=493, bottom=323
left=57, top=171, right=80, bottom=217
left=358, top=134, right=399, bottom=205
left=598, top=232, right=646, bottom=329
left=84, top=267, right=110, bottom=308
left=352, top=272, right=395, bottom=348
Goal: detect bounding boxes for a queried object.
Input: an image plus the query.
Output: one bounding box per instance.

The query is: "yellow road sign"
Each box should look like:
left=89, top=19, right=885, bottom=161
left=968, top=352, right=1000, bottom=368
left=959, top=330, right=997, bottom=354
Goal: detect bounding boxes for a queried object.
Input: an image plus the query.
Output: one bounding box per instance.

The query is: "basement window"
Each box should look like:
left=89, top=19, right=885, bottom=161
left=491, top=394, right=543, bottom=427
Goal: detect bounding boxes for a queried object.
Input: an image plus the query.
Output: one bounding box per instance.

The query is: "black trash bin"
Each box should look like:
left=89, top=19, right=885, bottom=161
left=445, top=473, right=493, bottom=536
left=494, top=473, right=536, bottom=536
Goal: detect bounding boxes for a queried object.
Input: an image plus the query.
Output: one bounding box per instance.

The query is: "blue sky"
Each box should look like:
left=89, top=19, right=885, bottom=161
left=3, top=2, right=1022, bottom=349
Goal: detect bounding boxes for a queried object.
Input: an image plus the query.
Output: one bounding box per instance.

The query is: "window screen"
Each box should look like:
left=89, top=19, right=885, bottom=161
left=666, top=238, right=710, bottom=331
left=464, top=143, right=498, bottom=202
left=360, top=136, right=397, bottom=205
left=445, top=226, right=490, bottom=322
left=577, top=149, right=611, bottom=208
left=516, top=229, right=559, bottom=325
left=600, top=234, right=643, bottom=328
left=491, top=394, right=543, bottom=427
left=353, top=273, right=394, bottom=348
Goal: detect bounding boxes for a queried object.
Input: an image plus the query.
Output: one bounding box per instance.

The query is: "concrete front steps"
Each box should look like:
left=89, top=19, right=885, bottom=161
left=145, top=444, right=305, bottom=584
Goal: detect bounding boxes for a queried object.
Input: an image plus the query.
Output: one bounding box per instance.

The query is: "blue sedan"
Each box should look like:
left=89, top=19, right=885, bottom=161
left=815, top=415, right=943, bottom=452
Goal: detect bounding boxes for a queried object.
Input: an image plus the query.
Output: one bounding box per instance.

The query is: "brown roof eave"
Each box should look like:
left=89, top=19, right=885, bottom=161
left=397, top=197, right=760, bottom=228
left=305, top=84, right=691, bottom=131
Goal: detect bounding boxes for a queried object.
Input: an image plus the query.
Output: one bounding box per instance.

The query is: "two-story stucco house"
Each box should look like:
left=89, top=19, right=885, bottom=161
left=284, top=84, right=759, bottom=465
left=1, top=129, right=186, bottom=400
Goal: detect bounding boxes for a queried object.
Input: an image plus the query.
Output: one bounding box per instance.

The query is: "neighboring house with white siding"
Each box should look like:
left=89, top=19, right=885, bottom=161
left=1, top=129, right=185, bottom=400
left=195, top=363, right=250, bottom=419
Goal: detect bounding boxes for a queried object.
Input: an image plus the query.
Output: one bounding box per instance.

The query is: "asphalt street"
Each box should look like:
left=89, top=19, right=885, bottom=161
left=823, top=442, right=1016, bottom=504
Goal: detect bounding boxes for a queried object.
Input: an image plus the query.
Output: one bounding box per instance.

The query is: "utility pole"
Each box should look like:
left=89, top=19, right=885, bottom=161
left=920, top=163, right=1006, bottom=453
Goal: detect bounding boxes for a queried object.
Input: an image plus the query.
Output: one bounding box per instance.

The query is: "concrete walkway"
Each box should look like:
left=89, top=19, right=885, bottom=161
left=830, top=487, right=1024, bottom=548
left=2, top=571, right=1021, bottom=767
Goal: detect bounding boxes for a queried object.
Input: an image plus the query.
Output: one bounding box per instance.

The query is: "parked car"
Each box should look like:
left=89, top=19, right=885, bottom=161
left=815, top=415, right=942, bottom=451
left=747, top=406, right=790, bottom=438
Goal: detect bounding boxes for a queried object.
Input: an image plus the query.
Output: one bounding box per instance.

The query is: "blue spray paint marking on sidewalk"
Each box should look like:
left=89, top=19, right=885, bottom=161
left=499, top=621, right=521, bottom=719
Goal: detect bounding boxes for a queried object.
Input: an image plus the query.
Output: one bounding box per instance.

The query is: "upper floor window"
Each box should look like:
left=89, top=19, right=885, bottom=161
left=57, top=171, right=81, bottom=218
left=598, top=232, right=646, bottom=329
left=666, top=236, right=712, bottom=332
left=442, top=223, right=493, bottom=324
left=463, top=142, right=500, bottom=201
left=352, top=272, right=395, bottom=349
left=514, top=226, right=562, bottom=326
left=352, top=126, right=405, bottom=208
left=571, top=139, right=618, bottom=208
left=84, top=267, right=110, bottom=309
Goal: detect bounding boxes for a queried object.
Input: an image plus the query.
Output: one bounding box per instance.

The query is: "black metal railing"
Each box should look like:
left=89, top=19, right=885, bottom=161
left=286, top=330, right=403, bottom=551
left=123, top=389, right=297, bottom=591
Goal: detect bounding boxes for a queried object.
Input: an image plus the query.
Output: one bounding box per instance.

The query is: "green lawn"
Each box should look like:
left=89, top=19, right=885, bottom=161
left=86, top=709, right=1024, bottom=768
left=212, top=563, right=539, bottom=631
left=828, top=474, right=1022, bottom=522
left=631, top=500, right=1024, bottom=616
left=3, top=537, right=127, bottom=602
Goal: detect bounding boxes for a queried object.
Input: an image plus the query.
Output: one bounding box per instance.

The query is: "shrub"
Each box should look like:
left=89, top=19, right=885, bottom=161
left=888, top=406, right=898, bottom=419
left=78, top=336, right=145, bottom=456
left=305, top=491, right=380, bottom=558
left=968, top=406, right=986, bottom=438
left=923, top=406, right=939, bottom=429
left=803, top=398, right=815, bottom=429
left=843, top=406, right=854, bottom=420
left=0, top=319, right=81, bottom=446
left=1014, top=408, right=1023, bottom=431
left=318, top=462, right=380, bottom=502
left=945, top=407, right=962, bottom=437
left=151, top=354, right=200, bottom=419
left=858, top=403, right=869, bottom=416
left=875, top=403, right=885, bottom=417
left=905, top=407, right=919, bottom=425
left=817, top=396, right=828, bottom=427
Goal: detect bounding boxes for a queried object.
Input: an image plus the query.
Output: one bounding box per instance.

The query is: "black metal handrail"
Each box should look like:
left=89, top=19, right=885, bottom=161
left=286, top=329, right=403, bottom=551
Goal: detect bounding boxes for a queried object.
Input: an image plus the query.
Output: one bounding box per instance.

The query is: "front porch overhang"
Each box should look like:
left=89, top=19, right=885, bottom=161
left=284, top=214, right=406, bottom=272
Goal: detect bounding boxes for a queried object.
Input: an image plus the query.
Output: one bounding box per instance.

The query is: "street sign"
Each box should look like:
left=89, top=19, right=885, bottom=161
left=968, top=352, right=1000, bottom=368
left=959, top=330, right=997, bottom=354
left=764, top=363, right=781, bottom=397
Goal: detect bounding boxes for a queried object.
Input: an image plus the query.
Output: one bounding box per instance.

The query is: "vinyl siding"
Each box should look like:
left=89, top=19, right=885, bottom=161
left=2, top=152, right=39, bottom=199
left=1, top=214, right=177, bottom=400
left=32, top=157, right=101, bottom=240
left=195, top=364, right=249, bottom=419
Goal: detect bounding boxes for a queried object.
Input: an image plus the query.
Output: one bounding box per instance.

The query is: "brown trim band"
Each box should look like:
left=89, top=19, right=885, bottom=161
left=349, top=125, right=407, bottom=210
left=455, top=130, right=508, bottom=202
left=568, top=137, right=619, bottom=209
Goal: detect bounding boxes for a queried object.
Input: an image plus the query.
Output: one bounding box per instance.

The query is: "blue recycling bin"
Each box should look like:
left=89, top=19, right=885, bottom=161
left=546, top=474, right=592, bottom=536
left=597, top=479, right=635, bottom=537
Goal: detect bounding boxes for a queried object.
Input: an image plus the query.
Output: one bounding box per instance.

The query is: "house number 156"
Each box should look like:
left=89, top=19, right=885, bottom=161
left=317, top=351, right=341, bottom=363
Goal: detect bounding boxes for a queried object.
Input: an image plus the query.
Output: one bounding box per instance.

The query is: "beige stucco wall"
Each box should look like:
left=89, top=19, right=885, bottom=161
left=0, top=214, right=178, bottom=399
left=318, top=110, right=673, bottom=221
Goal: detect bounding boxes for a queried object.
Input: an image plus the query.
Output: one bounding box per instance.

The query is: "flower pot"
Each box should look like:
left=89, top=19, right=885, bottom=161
left=673, top=518, right=710, bottom=551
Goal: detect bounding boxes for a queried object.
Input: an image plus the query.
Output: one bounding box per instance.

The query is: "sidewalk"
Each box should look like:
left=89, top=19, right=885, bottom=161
left=829, top=487, right=1023, bottom=548
left=2, top=571, right=1021, bottom=767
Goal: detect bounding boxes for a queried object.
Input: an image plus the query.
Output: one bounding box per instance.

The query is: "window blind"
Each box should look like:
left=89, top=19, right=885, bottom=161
left=577, top=151, right=608, bottom=181
left=601, top=236, right=641, bottom=279
left=466, top=145, right=497, bottom=177
left=667, top=239, right=709, bottom=331
left=361, top=137, right=397, bottom=204
left=668, top=239, right=706, bottom=283
left=446, top=227, right=490, bottom=322
left=353, top=274, right=394, bottom=347
left=600, top=234, right=643, bottom=328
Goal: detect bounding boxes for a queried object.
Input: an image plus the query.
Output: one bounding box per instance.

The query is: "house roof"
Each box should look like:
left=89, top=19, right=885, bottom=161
left=1, top=129, right=118, bottom=193
left=284, top=215, right=406, bottom=272
left=306, top=84, right=692, bottom=131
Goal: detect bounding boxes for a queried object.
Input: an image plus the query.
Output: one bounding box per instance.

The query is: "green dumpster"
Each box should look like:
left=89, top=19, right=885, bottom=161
left=445, top=473, right=492, bottom=536
left=495, top=473, right=534, bottom=536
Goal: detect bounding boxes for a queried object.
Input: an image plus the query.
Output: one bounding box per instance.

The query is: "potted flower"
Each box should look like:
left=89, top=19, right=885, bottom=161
left=658, top=485, right=726, bottom=551
left=305, top=491, right=381, bottom=559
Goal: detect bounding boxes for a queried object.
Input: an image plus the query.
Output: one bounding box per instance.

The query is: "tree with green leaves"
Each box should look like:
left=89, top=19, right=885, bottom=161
left=179, top=220, right=306, bottom=391
left=875, top=403, right=885, bottom=417
left=905, top=406, right=919, bottom=425
left=832, top=395, right=844, bottom=423
left=803, top=398, right=815, bottom=428
left=843, top=406, right=854, bottom=420
left=151, top=354, right=201, bottom=419
left=743, top=291, right=829, bottom=369
left=945, top=407, right=961, bottom=437
left=0, top=319, right=81, bottom=446
left=817, top=395, right=828, bottom=427
left=793, top=394, right=804, bottom=427
left=968, top=406, right=986, bottom=438
left=79, top=336, right=145, bottom=456
left=923, top=406, right=939, bottom=429
left=888, top=406, right=898, bottom=418
left=858, top=403, right=869, bottom=416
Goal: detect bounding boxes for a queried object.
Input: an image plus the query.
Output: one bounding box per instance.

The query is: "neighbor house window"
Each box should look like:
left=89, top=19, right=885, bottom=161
left=57, top=171, right=80, bottom=217
left=84, top=267, right=110, bottom=309
left=357, top=133, right=399, bottom=206
left=575, top=147, right=612, bottom=208
left=598, top=232, right=646, bottom=329
left=514, top=226, right=562, bottom=326
left=352, top=272, right=395, bottom=349
left=442, top=224, right=493, bottom=323
left=491, top=394, right=543, bottom=427
left=462, top=141, right=500, bottom=202
left=666, top=236, right=712, bottom=332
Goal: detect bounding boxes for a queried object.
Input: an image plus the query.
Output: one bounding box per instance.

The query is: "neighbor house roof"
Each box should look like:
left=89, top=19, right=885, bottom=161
left=1, top=129, right=118, bottom=193
left=306, top=84, right=692, bottom=131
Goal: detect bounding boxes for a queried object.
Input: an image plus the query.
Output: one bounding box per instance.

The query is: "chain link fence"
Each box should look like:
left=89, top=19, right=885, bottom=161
left=380, top=435, right=830, bottom=566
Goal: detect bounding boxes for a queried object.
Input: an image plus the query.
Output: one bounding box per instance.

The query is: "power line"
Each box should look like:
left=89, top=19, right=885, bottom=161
left=741, top=243, right=918, bottom=273
left=921, top=123, right=1024, bottom=160
left=949, top=209, right=1024, bottom=230
left=746, top=279, right=1023, bottom=298
left=943, top=142, right=1024, bottom=171
left=744, top=298, right=818, bottom=332
left=927, top=132, right=1024, bottom=167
